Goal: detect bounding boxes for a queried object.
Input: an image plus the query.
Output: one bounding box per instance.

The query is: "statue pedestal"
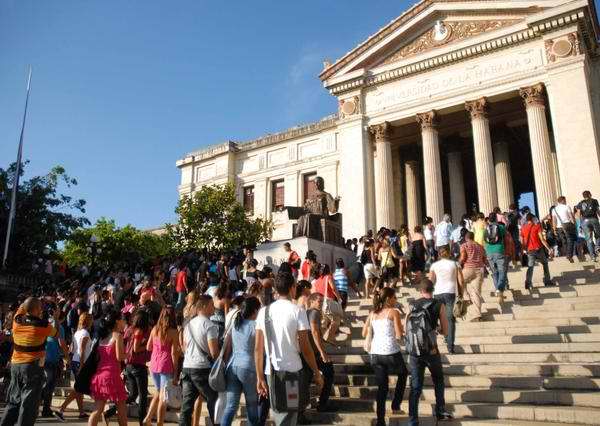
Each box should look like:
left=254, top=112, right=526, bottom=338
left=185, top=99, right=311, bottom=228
left=254, top=236, right=356, bottom=275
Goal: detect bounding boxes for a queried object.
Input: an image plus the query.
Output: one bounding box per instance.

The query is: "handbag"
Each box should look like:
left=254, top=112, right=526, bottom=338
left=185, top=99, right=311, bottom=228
left=453, top=296, right=469, bottom=319
left=363, top=313, right=373, bottom=353
left=264, top=304, right=303, bottom=413
left=164, top=381, right=182, bottom=409
left=74, top=338, right=100, bottom=396
left=208, top=313, right=237, bottom=392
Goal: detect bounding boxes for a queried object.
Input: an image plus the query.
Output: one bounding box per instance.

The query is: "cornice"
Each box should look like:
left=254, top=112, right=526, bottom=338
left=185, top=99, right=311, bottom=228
left=328, top=9, right=588, bottom=96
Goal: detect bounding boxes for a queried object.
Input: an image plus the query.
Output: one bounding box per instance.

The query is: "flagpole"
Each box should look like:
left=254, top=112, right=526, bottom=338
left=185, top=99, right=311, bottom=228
left=2, top=66, right=32, bottom=270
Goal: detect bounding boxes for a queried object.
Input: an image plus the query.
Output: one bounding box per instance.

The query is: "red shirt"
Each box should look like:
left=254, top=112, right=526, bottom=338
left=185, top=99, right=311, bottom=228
left=288, top=251, right=301, bottom=272
left=521, top=222, right=543, bottom=251
left=460, top=241, right=486, bottom=269
left=176, top=270, right=187, bottom=293
left=301, top=260, right=311, bottom=280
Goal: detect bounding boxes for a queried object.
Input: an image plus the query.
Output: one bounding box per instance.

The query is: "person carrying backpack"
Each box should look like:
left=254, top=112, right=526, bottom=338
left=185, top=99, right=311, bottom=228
left=484, top=212, right=508, bottom=301
left=406, top=279, right=452, bottom=426
left=575, top=190, right=600, bottom=261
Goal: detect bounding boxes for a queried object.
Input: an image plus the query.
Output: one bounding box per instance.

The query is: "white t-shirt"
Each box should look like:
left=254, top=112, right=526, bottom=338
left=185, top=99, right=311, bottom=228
left=72, top=329, right=92, bottom=363
left=552, top=204, right=573, bottom=228
left=255, top=299, right=309, bottom=374
left=430, top=259, right=459, bottom=295
left=424, top=226, right=434, bottom=241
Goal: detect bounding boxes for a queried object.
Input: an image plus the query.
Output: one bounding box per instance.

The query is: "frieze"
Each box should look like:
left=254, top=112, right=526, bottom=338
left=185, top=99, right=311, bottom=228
left=545, top=32, right=582, bottom=63
left=383, top=20, right=518, bottom=65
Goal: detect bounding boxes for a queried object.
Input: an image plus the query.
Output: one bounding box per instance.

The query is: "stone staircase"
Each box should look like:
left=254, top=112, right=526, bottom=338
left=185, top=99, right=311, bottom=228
left=52, top=258, right=600, bottom=425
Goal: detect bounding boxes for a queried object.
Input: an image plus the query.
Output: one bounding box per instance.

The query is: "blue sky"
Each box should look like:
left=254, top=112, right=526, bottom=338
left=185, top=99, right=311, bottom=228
left=0, top=0, right=408, bottom=229
left=1, top=1, right=598, bottom=229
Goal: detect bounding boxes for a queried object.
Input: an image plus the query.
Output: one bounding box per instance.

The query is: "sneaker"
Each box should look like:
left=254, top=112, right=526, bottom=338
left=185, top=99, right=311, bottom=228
left=79, top=412, right=89, bottom=419
left=40, top=410, right=53, bottom=418
left=436, top=410, right=454, bottom=421
left=52, top=411, right=65, bottom=423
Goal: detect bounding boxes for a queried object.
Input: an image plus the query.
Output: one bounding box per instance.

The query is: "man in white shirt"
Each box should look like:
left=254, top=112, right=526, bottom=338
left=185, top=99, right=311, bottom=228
left=434, top=214, right=453, bottom=252
left=255, top=272, right=324, bottom=426
left=551, top=196, right=576, bottom=262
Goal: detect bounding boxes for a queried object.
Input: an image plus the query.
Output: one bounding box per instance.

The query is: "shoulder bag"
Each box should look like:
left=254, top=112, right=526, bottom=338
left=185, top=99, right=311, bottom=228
left=521, top=226, right=533, bottom=267
left=74, top=338, right=100, bottom=396
left=264, top=304, right=305, bottom=413
left=452, top=262, right=469, bottom=319
left=363, top=313, right=373, bottom=353
left=208, top=312, right=237, bottom=392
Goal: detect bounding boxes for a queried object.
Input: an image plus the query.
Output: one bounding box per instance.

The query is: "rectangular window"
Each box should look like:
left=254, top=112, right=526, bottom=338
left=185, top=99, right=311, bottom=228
left=303, top=172, right=317, bottom=205
left=271, top=180, right=285, bottom=211
left=243, top=186, right=254, bottom=215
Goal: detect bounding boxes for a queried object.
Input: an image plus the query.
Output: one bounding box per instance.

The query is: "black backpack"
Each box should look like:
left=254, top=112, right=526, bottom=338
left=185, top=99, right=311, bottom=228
left=507, top=212, right=519, bottom=234
left=405, top=301, right=438, bottom=357
left=579, top=200, right=597, bottom=218
left=360, top=249, right=369, bottom=265
left=485, top=223, right=500, bottom=244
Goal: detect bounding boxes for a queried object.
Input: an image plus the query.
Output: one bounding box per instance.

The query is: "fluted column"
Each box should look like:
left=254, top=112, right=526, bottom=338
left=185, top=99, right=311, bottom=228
left=493, top=141, right=514, bottom=212
left=465, top=97, right=498, bottom=214
left=405, top=160, right=421, bottom=231
left=447, top=151, right=467, bottom=220
left=416, top=111, right=444, bottom=223
left=369, top=122, right=395, bottom=229
left=392, top=148, right=405, bottom=228
left=520, top=83, right=557, bottom=217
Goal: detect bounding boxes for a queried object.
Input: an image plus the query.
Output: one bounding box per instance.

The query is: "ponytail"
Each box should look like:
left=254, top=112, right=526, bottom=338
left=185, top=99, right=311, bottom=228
left=97, top=309, right=121, bottom=340
left=235, top=296, right=261, bottom=330
left=372, top=287, right=395, bottom=313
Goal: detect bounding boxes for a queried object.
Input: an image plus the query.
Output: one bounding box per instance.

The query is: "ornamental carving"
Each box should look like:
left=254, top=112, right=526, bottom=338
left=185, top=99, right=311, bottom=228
left=545, top=32, right=581, bottom=63
left=339, top=96, right=361, bottom=118
left=415, top=111, right=438, bottom=130
left=369, top=121, right=393, bottom=142
left=519, top=83, right=546, bottom=108
left=465, top=97, right=488, bottom=120
left=383, top=20, right=518, bottom=65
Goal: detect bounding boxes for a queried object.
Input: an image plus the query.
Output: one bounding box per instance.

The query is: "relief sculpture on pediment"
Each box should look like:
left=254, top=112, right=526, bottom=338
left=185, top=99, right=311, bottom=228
left=382, top=20, right=518, bottom=65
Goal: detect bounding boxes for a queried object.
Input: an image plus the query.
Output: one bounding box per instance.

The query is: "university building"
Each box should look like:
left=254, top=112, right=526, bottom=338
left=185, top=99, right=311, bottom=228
left=177, top=0, right=600, bottom=240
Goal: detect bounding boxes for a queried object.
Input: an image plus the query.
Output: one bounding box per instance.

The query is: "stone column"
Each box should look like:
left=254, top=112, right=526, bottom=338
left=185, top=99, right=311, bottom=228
left=520, top=83, right=557, bottom=216
left=446, top=151, right=467, bottom=220
left=465, top=97, right=498, bottom=214
left=492, top=141, right=514, bottom=212
left=416, top=111, right=444, bottom=223
left=405, top=160, right=421, bottom=231
left=369, top=122, right=395, bottom=229
left=392, top=148, right=405, bottom=228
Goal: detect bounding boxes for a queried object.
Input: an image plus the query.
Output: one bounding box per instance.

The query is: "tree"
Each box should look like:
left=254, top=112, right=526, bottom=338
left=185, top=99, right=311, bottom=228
left=0, top=161, right=89, bottom=273
left=62, top=218, right=173, bottom=270
left=167, top=183, right=272, bottom=253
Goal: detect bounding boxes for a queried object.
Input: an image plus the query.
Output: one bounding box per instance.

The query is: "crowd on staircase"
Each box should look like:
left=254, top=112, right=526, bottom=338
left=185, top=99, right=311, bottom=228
left=0, top=191, right=599, bottom=426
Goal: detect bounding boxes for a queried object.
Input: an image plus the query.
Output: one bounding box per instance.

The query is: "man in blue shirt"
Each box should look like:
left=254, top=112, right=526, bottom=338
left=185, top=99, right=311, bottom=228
left=435, top=214, right=453, bottom=252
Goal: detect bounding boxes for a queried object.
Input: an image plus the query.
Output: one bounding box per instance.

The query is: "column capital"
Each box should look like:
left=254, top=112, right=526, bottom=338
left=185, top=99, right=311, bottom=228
left=519, top=83, right=546, bottom=108
left=368, top=121, right=393, bottom=143
left=465, top=97, right=488, bottom=120
left=415, top=111, right=438, bottom=130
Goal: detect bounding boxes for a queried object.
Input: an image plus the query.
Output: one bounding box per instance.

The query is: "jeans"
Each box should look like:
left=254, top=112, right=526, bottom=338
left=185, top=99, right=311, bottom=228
left=176, top=291, right=186, bottom=310
left=370, top=352, right=408, bottom=425
left=582, top=218, right=600, bottom=257
left=433, top=293, right=456, bottom=351
left=221, top=365, right=259, bottom=426
left=179, top=368, right=218, bottom=426
left=316, top=356, right=334, bottom=408
left=556, top=227, right=576, bottom=258
left=0, top=362, right=45, bottom=426
left=41, top=363, right=59, bottom=413
left=408, top=353, right=446, bottom=426
left=526, top=249, right=552, bottom=286
left=487, top=252, right=507, bottom=292
left=126, top=364, right=149, bottom=425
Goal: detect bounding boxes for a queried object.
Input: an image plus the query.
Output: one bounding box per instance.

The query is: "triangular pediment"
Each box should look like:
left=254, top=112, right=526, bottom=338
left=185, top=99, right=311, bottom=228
left=319, top=0, right=563, bottom=83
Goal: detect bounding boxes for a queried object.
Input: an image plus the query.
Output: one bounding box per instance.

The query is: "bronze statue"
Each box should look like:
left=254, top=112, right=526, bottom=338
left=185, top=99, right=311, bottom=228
left=295, top=176, right=342, bottom=243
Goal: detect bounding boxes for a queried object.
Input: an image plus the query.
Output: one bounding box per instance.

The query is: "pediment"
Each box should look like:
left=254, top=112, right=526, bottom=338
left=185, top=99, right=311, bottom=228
left=319, top=0, right=560, bottom=83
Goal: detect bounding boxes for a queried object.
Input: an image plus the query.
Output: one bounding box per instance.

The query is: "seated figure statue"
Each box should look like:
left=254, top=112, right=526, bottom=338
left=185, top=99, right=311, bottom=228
left=295, top=176, right=342, bottom=243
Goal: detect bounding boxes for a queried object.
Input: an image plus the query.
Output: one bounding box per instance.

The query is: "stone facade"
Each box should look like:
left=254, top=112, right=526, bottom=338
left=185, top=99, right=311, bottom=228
left=178, top=0, right=600, bottom=239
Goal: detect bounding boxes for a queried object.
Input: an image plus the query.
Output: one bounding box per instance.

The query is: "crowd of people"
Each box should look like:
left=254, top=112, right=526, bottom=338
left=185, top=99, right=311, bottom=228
left=0, top=190, right=598, bottom=426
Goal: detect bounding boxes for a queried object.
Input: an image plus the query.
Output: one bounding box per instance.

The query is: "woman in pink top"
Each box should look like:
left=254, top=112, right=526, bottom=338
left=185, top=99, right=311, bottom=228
left=88, top=310, right=128, bottom=426
left=143, top=306, right=180, bottom=426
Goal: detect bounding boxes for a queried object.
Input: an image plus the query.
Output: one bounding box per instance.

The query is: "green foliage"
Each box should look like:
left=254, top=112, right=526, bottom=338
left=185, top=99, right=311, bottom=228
left=0, top=161, right=89, bottom=272
left=167, top=183, right=272, bottom=253
left=62, top=218, right=172, bottom=270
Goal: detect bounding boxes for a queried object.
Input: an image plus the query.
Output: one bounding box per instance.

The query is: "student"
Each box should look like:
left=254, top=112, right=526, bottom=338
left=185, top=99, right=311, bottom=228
left=521, top=213, right=554, bottom=289
left=254, top=272, right=324, bottom=426
left=407, top=279, right=452, bottom=426
left=362, top=288, right=407, bottom=426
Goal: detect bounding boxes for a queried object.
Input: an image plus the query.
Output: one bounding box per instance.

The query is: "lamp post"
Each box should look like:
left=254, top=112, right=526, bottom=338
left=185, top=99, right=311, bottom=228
left=87, top=235, right=102, bottom=274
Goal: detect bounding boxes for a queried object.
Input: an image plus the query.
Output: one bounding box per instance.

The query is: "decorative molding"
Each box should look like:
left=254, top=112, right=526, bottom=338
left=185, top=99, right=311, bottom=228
left=519, top=83, right=546, bottom=108
left=465, top=97, right=489, bottom=120
left=383, top=20, right=518, bottom=65
left=415, top=111, right=439, bottom=131
left=545, top=32, right=581, bottom=62
left=339, top=96, right=361, bottom=118
left=369, top=121, right=393, bottom=142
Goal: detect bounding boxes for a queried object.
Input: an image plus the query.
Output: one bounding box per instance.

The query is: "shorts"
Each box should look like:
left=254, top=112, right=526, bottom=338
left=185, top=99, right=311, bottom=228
left=363, top=263, right=380, bottom=279
left=151, top=372, right=173, bottom=390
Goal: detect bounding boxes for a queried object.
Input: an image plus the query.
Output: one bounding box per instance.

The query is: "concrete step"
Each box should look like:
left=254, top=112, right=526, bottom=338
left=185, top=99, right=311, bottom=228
left=333, top=374, right=600, bottom=391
